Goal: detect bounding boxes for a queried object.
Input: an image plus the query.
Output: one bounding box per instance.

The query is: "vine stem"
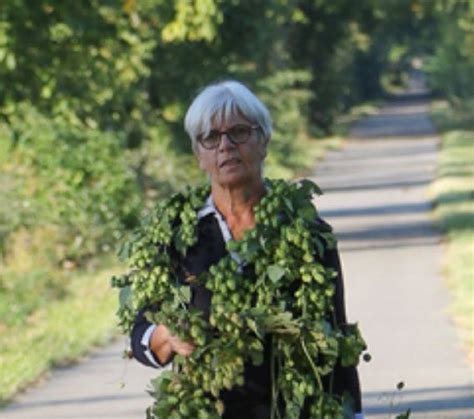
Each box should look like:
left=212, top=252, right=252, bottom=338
left=328, top=310, right=338, bottom=396
left=302, top=285, right=307, bottom=318
left=300, top=337, right=324, bottom=413
left=270, top=337, right=281, bottom=419
left=300, top=337, right=323, bottom=391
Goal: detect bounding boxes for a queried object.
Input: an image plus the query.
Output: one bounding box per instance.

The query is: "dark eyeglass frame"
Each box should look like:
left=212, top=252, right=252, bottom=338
left=197, top=124, right=260, bottom=150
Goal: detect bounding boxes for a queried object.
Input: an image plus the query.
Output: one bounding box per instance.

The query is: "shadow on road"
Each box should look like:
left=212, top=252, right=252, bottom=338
left=2, top=393, right=147, bottom=411
left=321, top=179, right=431, bottom=193
left=334, top=220, right=437, bottom=240
left=321, top=202, right=431, bottom=218
left=364, top=384, right=474, bottom=416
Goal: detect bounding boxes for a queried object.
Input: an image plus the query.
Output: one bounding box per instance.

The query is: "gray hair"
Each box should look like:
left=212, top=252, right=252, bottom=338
left=184, top=80, right=272, bottom=153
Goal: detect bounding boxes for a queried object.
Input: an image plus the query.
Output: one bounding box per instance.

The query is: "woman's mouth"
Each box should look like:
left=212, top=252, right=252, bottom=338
left=220, top=157, right=241, bottom=168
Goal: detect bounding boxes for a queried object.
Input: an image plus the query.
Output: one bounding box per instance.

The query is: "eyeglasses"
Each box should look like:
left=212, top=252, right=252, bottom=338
left=197, top=124, right=260, bottom=150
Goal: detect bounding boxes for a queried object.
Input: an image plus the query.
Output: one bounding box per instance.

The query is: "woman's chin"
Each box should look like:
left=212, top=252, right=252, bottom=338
left=214, top=172, right=254, bottom=189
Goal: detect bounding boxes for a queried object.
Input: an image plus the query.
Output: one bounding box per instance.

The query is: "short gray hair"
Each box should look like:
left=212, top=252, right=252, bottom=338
left=184, top=80, right=272, bottom=153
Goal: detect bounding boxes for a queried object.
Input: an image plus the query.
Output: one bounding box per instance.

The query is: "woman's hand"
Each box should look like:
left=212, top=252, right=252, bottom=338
left=150, top=324, right=195, bottom=364
left=168, top=333, right=195, bottom=356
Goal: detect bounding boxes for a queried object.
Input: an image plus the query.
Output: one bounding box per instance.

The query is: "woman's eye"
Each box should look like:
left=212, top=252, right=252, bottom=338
left=231, top=126, right=249, bottom=137
left=207, top=131, right=220, bottom=141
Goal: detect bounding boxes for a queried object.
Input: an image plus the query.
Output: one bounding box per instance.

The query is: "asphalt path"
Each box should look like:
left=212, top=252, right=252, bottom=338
left=1, top=92, right=473, bottom=418
left=312, top=93, right=473, bottom=418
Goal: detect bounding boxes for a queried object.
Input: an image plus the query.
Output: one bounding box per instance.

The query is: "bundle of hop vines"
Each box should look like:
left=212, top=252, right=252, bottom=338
left=111, top=178, right=366, bottom=419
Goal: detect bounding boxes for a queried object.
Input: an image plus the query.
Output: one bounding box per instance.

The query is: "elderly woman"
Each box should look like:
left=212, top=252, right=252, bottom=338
left=129, top=80, right=364, bottom=419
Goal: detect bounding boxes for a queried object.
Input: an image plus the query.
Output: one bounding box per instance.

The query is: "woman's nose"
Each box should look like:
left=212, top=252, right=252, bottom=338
left=218, top=133, right=236, bottom=151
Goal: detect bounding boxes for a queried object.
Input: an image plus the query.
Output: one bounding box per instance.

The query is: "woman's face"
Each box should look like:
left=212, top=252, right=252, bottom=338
left=196, top=113, right=267, bottom=189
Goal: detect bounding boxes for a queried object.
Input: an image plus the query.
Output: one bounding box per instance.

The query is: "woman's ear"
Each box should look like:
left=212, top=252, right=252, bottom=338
left=259, top=136, right=269, bottom=159
left=195, top=150, right=205, bottom=170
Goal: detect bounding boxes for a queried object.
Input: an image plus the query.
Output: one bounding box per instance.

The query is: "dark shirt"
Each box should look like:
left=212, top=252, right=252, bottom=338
left=130, top=213, right=362, bottom=417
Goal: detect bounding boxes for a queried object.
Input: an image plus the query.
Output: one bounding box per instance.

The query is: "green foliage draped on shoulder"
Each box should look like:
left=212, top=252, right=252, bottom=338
left=112, top=178, right=366, bottom=418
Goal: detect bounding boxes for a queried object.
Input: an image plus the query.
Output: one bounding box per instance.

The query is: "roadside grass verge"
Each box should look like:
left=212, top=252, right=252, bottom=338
left=430, top=100, right=474, bottom=363
left=0, top=266, right=121, bottom=404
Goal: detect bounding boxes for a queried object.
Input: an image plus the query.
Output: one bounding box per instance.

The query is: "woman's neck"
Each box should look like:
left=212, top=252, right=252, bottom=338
left=211, top=179, right=266, bottom=239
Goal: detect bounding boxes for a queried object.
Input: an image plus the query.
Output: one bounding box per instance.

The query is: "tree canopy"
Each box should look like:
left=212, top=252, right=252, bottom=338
left=0, top=0, right=472, bottom=268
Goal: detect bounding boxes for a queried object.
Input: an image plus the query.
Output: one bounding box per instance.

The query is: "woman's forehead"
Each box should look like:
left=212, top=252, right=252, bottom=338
left=209, top=109, right=251, bottom=129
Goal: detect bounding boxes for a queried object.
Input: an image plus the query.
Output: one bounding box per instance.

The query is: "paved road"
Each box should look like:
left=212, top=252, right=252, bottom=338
left=0, top=339, right=157, bottom=418
left=312, top=93, right=473, bottom=418
left=2, top=93, right=473, bottom=418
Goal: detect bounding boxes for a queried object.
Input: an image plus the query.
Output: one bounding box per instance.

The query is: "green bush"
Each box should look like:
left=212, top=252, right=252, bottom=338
left=0, top=268, right=65, bottom=327
left=425, top=2, right=474, bottom=106
left=257, top=70, right=316, bottom=177
left=1, top=104, right=143, bottom=265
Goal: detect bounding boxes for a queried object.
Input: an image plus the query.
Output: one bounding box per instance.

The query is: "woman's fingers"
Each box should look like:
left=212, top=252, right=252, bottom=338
left=152, top=324, right=195, bottom=358
left=169, top=335, right=195, bottom=357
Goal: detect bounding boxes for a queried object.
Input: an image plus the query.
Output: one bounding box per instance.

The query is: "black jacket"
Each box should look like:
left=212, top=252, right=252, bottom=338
left=130, top=213, right=362, bottom=417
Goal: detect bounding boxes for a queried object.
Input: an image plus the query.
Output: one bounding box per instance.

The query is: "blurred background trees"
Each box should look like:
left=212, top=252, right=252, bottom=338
left=0, top=0, right=472, bottom=347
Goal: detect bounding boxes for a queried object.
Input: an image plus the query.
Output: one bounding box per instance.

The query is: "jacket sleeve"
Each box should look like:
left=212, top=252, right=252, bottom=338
left=130, top=304, right=167, bottom=368
left=324, top=244, right=363, bottom=414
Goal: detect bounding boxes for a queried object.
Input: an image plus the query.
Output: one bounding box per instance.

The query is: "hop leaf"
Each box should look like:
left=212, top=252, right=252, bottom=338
left=267, top=264, right=286, bottom=283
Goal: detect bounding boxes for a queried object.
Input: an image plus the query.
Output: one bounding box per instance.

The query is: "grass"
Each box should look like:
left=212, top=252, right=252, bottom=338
left=430, top=100, right=474, bottom=363
left=0, top=265, right=121, bottom=404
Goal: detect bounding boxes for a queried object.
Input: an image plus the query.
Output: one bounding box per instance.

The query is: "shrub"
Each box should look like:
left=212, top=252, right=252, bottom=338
left=1, top=104, right=143, bottom=266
